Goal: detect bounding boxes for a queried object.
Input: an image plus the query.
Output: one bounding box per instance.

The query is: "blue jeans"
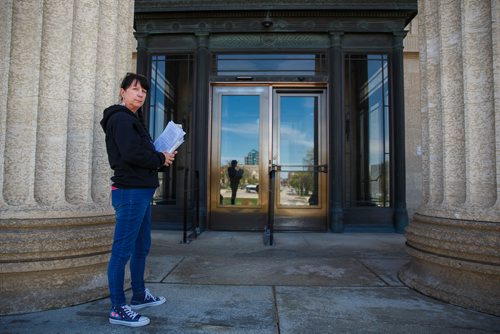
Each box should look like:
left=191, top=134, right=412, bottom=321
left=108, top=188, right=156, bottom=307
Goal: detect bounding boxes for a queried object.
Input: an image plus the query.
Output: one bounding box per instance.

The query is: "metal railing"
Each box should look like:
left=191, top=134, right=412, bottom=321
left=182, top=168, right=201, bottom=244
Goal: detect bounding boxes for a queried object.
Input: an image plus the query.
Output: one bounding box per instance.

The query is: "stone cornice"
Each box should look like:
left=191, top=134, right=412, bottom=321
left=135, top=13, right=409, bottom=34
left=135, top=6, right=417, bottom=32
left=135, top=0, right=417, bottom=13
left=135, top=10, right=414, bottom=20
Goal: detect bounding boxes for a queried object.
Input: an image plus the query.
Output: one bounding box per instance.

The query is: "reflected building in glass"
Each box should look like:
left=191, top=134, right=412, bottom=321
left=245, top=149, right=259, bottom=165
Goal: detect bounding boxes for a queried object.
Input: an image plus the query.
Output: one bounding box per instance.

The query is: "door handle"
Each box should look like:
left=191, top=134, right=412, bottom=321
left=269, top=164, right=327, bottom=173
left=316, top=164, right=328, bottom=173
left=269, top=164, right=281, bottom=172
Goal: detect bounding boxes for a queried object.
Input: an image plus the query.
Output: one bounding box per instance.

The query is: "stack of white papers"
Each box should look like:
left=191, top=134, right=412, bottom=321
left=154, top=120, right=186, bottom=153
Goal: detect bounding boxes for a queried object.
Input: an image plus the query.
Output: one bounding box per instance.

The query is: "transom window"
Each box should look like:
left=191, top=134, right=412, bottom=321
left=213, top=53, right=327, bottom=76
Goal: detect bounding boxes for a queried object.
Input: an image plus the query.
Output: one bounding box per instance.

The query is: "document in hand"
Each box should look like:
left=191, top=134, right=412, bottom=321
left=154, top=120, right=186, bottom=153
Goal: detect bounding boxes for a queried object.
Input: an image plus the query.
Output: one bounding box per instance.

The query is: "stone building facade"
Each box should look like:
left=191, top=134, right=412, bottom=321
left=0, top=0, right=498, bottom=317
left=400, top=0, right=500, bottom=316
left=403, top=18, right=422, bottom=220
left=0, top=0, right=135, bottom=314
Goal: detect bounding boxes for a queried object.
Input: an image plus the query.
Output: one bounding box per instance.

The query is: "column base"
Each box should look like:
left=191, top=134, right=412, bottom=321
left=1, top=259, right=109, bottom=315
left=399, top=214, right=500, bottom=316
left=0, top=215, right=115, bottom=315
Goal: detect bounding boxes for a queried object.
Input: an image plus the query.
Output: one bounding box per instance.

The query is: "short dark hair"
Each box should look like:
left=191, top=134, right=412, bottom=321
left=120, top=72, right=150, bottom=92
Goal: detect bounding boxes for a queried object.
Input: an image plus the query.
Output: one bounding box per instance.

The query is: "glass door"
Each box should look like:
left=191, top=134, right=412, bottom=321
left=272, top=90, right=328, bottom=230
left=210, top=85, right=327, bottom=231
left=210, top=86, right=269, bottom=230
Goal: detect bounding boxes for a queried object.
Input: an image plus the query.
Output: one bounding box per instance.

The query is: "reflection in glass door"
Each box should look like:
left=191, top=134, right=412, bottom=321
left=219, top=93, right=262, bottom=206
left=210, top=86, right=327, bottom=231
left=272, top=91, right=328, bottom=230
left=210, top=86, right=269, bottom=230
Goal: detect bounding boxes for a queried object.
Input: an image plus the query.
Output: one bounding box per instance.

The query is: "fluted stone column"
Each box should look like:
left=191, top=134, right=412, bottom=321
left=0, top=0, right=13, bottom=210
left=0, top=0, right=135, bottom=315
left=400, top=0, right=500, bottom=316
left=424, top=0, right=444, bottom=207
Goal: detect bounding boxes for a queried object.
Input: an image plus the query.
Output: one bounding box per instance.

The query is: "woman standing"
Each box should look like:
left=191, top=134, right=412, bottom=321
left=100, top=73, right=176, bottom=327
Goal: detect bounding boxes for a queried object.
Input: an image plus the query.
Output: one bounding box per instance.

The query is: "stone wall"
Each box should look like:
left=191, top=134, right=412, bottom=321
left=400, top=0, right=500, bottom=316
left=0, top=0, right=135, bottom=315
left=404, top=18, right=422, bottom=219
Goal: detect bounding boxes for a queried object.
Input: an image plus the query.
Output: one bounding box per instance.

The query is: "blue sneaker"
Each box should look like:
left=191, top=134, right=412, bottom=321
left=130, top=288, right=166, bottom=310
left=109, top=305, right=150, bottom=327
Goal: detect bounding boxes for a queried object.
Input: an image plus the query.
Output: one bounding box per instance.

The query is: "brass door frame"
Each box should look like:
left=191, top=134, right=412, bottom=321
left=209, top=84, right=328, bottom=231
left=271, top=89, right=329, bottom=230
left=209, top=85, right=270, bottom=230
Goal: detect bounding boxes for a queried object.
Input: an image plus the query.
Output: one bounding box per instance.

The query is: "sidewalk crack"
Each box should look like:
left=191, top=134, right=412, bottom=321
left=160, top=256, right=186, bottom=282
left=272, top=286, right=281, bottom=334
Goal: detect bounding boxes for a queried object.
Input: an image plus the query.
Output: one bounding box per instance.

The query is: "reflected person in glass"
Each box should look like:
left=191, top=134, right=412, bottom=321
left=228, top=160, right=244, bottom=205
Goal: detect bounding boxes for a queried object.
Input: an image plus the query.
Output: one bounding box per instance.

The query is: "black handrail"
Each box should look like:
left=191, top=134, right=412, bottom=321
left=181, top=168, right=201, bottom=244
left=194, top=170, right=200, bottom=235
left=264, top=166, right=276, bottom=246
left=182, top=167, right=189, bottom=244
left=274, top=164, right=328, bottom=173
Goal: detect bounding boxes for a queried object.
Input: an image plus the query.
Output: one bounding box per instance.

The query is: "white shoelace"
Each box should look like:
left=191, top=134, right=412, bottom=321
left=144, top=288, right=157, bottom=301
left=122, top=305, right=139, bottom=319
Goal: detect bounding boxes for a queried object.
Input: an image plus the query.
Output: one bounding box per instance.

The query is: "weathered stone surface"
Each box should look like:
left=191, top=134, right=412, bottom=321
left=277, top=286, right=500, bottom=333
left=400, top=245, right=500, bottom=316
left=0, top=0, right=134, bottom=315
left=402, top=0, right=500, bottom=317
left=1, top=262, right=110, bottom=315
left=2, top=231, right=499, bottom=333
left=0, top=216, right=116, bottom=315
left=402, top=214, right=500, bottom=316
left=404, top=51, right=422, bottom=218
left=164, top=256, right=387, bottom=287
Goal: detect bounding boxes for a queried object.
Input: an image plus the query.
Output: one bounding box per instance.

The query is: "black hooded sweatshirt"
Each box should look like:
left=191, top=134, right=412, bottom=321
left=100, top=104, right=166, bottom=189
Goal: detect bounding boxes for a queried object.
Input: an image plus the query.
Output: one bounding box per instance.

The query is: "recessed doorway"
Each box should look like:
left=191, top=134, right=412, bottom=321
left=209, top=85, right=328, bottom=231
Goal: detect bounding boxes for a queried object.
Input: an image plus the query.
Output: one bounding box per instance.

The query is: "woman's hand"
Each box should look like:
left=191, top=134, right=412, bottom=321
left=162, top=151, right=177, bottom=166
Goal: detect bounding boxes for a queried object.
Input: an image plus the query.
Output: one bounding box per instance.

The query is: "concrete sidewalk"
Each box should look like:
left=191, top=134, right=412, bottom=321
left=1, top=231, right=499, bottom=333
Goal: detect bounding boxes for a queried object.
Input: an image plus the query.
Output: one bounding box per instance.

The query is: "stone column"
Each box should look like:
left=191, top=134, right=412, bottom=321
left=66, top=0, right=99, bottom=204
left=400, top=0, right=500, bottom=316
left=424, top=0, right=444, bottom=208
left=3, top=0, right=43, bottom=207
left=439, top=0, right=466, bottom=207
left=494, top=0, right=500, bottom=211
left=0, top=0, right=135, bottom=315
left=0, top=0, right=13, bottom=209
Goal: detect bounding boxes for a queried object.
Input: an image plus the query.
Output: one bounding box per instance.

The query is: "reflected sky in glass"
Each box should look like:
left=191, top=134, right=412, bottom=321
left=220, top=95, right=317, bottom=167
left=217, top=54, right=318, bottom=76
left=366, top=57, right=388, bottom=167
left=220, top=95, right=260, bottom=165
left=279, top=96, right=315, bottom=166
